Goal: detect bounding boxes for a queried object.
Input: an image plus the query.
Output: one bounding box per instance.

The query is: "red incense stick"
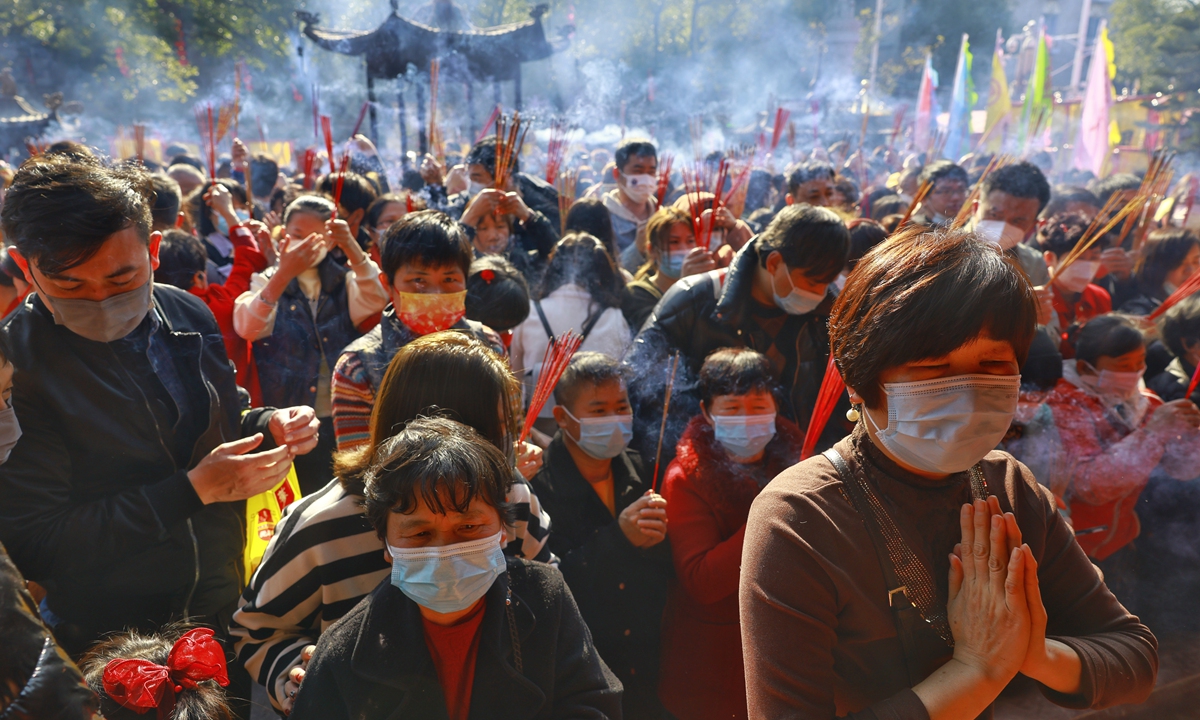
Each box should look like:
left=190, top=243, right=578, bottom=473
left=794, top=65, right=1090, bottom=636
left=800, top=355, right=846, bottom=461
left=350, top=101, right=370, bottom=140
left=320, top=115, right=335, bottom=174
left=1185, top=361, right=1200, bottom=402
left=1147, top=269, right=1200, bottom=321
left=518, top=330, right=584, bottom=445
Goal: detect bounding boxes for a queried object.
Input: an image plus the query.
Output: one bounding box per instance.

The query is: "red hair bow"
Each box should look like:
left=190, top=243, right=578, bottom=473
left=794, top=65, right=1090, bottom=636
left=102, top=628, right=230, bottom=717
left=480, top=269, right=496, bottom=283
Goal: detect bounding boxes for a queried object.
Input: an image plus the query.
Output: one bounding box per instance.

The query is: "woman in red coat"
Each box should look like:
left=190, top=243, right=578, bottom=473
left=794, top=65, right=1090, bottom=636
left=658, top=348, right=803, bottom=720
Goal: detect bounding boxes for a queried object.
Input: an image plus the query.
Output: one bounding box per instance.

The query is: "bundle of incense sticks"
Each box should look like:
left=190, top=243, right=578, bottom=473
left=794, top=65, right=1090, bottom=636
left=302, top=148, right=317, bottom=190
left=428, top=60, right=443, bottom=161
left=476, top=105, right=501, bottom=144
left=680, top=167, right=708, bottom=249
left=770, top=107, right=791, bottom=153
left=895, top=180, right=932, bottom=232
left=517, top=330, right=584, bottom=445
left=1127, top=151, right=1176, bottom=254
left=332, top=151, right=351, bottom=216
left=133, top=124, right=146, bottom=163
left=193, top=104, right=217, bottom=177
left=1055, top=194, right=1145, bottom=276
left=656, top=154, right=674, bottom=206
left=1147, top=268, right=1200, bottom=321
left=889, top=105, right=907, bottom=150
left=556, top=169, right=578, bottom=237
left=215, top=102, right=235, bottom=148
left=351, top=101, right=371, bottom=140
left=704, top=159, right=731, bottom=248
left=493, top=112, right=528, bottom=189
left=545, top=119, right=570, bottom=185
left=800, top=355, right=846, bottom=461
left=951, top=154, right=1012, bottom=229
left=320, top=115, right=335, bottom=174
left=651, top=352, right=681, bottom=494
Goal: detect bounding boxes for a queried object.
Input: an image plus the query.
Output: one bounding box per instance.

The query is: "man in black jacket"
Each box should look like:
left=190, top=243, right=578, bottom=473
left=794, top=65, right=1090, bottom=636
left=626, top=204, right=851, bottom=472
left=0, top=154, right=320, bottom=657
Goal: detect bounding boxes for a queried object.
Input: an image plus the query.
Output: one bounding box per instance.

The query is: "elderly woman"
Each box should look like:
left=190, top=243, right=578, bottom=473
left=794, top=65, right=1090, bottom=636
left=741, top=228, right=1157, bottom=719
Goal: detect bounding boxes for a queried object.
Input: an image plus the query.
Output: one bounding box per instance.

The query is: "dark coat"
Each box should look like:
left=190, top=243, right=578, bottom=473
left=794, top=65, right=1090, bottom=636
left=625, top=238, right=850, bottom=470
left=290, top=558, right=623, bottom=720
left=252, top=255, right=363, bottom=410
left=0, top=286, right=273, bottom=654
left=530, top=434, right=672, bottom=720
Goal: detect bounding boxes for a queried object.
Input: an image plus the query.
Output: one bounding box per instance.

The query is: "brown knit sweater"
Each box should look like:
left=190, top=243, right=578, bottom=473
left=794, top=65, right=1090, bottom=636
left=740, top=425, right=1157, bottom=720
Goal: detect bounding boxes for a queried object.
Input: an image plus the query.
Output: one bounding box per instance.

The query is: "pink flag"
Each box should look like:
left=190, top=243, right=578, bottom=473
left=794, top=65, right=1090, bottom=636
left=914, top=54, right=938, bottom=151
left=1074, top=21, right=1113, bottom=176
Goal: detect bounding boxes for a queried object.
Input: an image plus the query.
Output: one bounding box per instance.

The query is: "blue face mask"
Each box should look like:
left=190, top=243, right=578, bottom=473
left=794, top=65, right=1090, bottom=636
left=711, top=413, right=777, bottom=459
left=0, top=405, right=21, bottom=465
left=387, top=531, right=506, bottom=614
left=772, top=267, right=825, bottom=315
left=659, top=249, right=691, bottom=279
left=565, top=408, right=633, bottom=459
left=215, top=209, right=250, bottom=237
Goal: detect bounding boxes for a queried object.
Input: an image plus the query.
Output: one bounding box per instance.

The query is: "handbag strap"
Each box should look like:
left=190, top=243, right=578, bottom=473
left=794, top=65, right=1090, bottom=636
left=533, top=299, right=555, bottom=344
left=505, top=587, right=523, bottom=675
left=823, top=448, right=988, bottom=652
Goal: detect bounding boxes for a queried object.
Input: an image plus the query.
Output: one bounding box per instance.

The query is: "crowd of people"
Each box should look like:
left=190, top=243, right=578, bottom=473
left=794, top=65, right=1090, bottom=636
left=0, top=126, right=1198, bottom=720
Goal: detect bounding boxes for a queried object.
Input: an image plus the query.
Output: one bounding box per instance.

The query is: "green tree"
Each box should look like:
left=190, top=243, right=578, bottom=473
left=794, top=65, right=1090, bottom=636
left=1110, top=0, right=1200, bottom=94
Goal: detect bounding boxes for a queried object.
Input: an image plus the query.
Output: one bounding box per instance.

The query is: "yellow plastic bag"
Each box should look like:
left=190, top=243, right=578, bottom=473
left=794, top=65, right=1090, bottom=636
left=243, top=466, right=302, bottom=583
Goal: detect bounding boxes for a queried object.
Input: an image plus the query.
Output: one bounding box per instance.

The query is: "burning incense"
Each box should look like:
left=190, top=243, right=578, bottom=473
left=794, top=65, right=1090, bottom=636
left=1186, top=360, right=1200, bottom=402
left=493, top=112, right=527, bottom=189
left=476, top=105, right=501, bottom=144
left=312, top=84, right=320, bottom=138
left=1056, top=195, right=1145, bottom=276
left=800, top=355, right=846, bottom=461
left=133, top=124, right=146, bottom=164
left=518, top=330, right=584, bottom=445
left=951, top=154, right=1010, bottom=229
left=302, top=148, right=317, bottom=191
left=895, top=180, right=932, bottom=232
left=770, top=107, right=791, bottom=153
left=651, top=352, right=681, bottom=494
left=556, top=169, right=578, bottom=237
left=656, top=154, right=674, bottom=206
left=545, top=119, right=570, bottom=185
left=1147, top=269, right=1200, bottom=321
left=320, top=115, right=335, bottom=175
left=428, top=60, right=443, bottom=161
left=351, top=101, right=370, bottom=140
left=332, top=151, right=351, bottom=217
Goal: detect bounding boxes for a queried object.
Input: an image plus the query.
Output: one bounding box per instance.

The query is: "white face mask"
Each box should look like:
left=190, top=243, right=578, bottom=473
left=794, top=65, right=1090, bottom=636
left=467, top=180, right=488, bottom=196
left=621, top=173, right=656, bottom=204
left=974, top=219, right=1026, bottom=251
left=866, top=374, right=1020, bottom=474
left=1079, top=364, right=1145, bottom=401
left=1055, top=260, right=1100, bottom=293
left=772, top=266, right=825, bottom=315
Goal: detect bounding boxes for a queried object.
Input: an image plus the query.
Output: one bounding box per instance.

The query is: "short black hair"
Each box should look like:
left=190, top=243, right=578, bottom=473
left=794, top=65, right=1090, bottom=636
left=381, top=210, right=473, bottom=283
left=170, top=154, right=206, bottom=174
left=846, top=218, right=887, bottom=269
left=918, top=160, right=968, bottom=188
left=1, top=154, right=153, bottom=275
left=1088, top=173, right=1141, bottom=206
left=833, top=176, right=860, bottom=205
left=1074, top=314, right=1145, bottom=367
left=362, top=416, right=515, bottom=539
left=868, top=195, right=907, bottom=220
left=787, top=161, right=835, bottom=197
left=699, top=348, right=778, bottom=405
left=982, top=161, right=1051, bottom=211
left=1042, top=185, right=1100, bottom=219
left=249, top=154, right=279, bottom=199
left=1036, top=212, right=1093, bottom=257
left=554, top=351, right=627, bottom=407
left=150, top=173, right=182, bottom=229
left=466, top=256, right=529, bottom=332
left=614, top=139, right=657, bottom=173
left=466, top=136, right=517, bottom=178
left=1161, top=296, right=1200, bottom=360
left=316, top=171, right=378, bottom=214
left=155, top=229, right=207, bottom=290
left=756, top=204, right=850, bottom=284
left=830, top=227, right=1038, bottom=407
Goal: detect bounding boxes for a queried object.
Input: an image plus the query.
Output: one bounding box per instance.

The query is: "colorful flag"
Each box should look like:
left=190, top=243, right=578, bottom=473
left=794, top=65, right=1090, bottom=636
left=944, top=34, right=976, bottom=161
left=1074, top=20, right=1116, bottom=176
left=914, top=53, right=940, bottom=151
left=1019, top=28, right=1051, bottom=149
left=983, top=29, right=1011, bottom=151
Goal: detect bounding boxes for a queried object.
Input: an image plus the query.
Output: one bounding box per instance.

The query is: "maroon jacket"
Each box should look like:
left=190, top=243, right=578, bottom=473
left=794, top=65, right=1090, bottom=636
left=658, top=414, right=802, bottom=720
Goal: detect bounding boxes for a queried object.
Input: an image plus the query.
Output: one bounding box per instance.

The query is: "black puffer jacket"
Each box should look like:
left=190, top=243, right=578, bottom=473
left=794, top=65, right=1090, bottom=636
left=0, top=286, right=274, bottom=655
left=625, top=238, right=851, bottom=470
left=291, top=559, right=623, bottom=720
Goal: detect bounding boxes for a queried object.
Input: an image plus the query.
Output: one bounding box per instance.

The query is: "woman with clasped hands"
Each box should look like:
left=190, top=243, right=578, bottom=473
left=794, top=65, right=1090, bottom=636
left=740, top=227, right=1157, bottom=719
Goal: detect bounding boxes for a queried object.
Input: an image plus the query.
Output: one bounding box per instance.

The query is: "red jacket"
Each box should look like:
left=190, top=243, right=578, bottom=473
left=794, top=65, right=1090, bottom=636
left=1051, top=283, right=1111, bottom=358
left=658, top=414, right=802, bottom=720
left=189, top=225, right=268, bottom=405
left=1044, top=378, right=1162, bottom=560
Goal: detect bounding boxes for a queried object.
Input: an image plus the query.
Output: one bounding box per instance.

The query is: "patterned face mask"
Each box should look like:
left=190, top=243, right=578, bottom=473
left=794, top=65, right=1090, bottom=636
left=395, top=290, right=467, bottom=335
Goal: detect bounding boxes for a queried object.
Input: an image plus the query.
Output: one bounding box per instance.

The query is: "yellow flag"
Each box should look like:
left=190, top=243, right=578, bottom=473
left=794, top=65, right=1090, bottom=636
left=983, top=42, right=1012, bottom=150
left=1102, top=25, right=1122, bottom=146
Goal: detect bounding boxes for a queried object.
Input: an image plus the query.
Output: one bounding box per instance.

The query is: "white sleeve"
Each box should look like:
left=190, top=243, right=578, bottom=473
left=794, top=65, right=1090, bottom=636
left=232, top=271, right=278, bottom=341
left=345, top=258, right=391, bottom=327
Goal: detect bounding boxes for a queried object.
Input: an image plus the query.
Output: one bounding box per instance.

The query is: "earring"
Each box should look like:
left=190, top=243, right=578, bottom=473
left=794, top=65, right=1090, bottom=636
left=846, top=406, right=861, bottom=423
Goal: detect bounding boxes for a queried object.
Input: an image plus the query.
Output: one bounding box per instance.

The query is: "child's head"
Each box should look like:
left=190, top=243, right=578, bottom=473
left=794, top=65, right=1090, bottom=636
left=473, top=211, right=513, bottom=256
left=155, top=230, right=208, bottom=292
left=552, top=353, right=632, bottom=459
left=363, top=416, right=515, bottom=548
left=465, top=256, right=529, bottom=333
left=81, top=625, right=232, bottom=720
left=381, top=210, right=473, bottom=297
